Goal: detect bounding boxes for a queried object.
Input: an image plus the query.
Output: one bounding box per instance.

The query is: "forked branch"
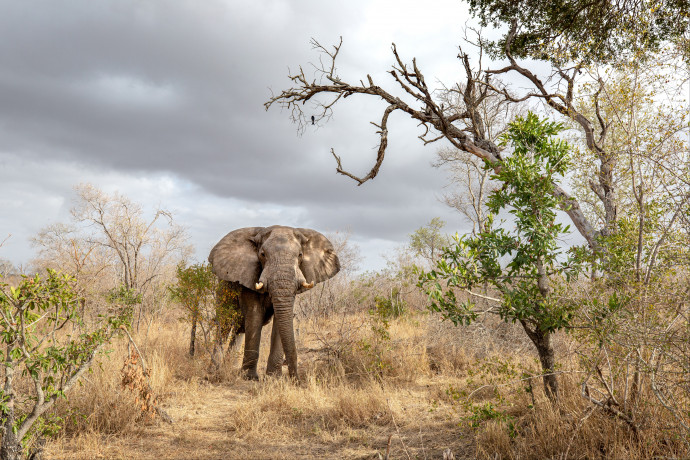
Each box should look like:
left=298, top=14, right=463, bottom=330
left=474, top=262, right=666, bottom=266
left=266, top=35, right=602, bottom=249
left=330, top=104, right=396, bottom=185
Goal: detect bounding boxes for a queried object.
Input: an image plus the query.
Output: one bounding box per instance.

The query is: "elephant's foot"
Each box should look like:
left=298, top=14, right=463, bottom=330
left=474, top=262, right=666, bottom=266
left=265, top=366, right=282, bottom=377
left=266, top=355, right=283, bottom=376
left=242, top=369, right=259, bottom=381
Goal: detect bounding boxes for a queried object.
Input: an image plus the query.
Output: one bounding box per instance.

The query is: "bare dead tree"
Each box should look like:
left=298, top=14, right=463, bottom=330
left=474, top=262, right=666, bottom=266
left=435, top=149, right=494, bottom=235
left=69, top=183, right=192, bottom=293
left=431, top=60, right=524, bottom=234
left=265, top=22, right=608, bottom=251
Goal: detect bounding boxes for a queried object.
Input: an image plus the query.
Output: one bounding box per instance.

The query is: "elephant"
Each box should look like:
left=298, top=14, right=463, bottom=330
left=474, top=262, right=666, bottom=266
left=208, top=225, right=340, bottom=380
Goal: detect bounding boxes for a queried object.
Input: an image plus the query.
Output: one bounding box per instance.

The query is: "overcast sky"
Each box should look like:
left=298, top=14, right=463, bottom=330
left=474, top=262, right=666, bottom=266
left=0, top=0, right=502, bottom=272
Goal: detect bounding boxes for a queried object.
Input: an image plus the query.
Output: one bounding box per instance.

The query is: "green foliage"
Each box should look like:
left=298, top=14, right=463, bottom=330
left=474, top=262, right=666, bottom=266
left=368, top=302, right=391, bottom=352
left=170, top=264, right=242, bottom=356
left=602, top=208, right=687, bottom=284
left=409, top=217, right=450, bottom=264
left=352, top=300, right=398, bottom=380
left=214, top=280, right=242, bottom=336
left=419, top=112, right=580, bottom=333
left=105, top=285, right=142, bottom=306
left=169, top=262, right=217, bottom=318
left=30, top=413, right=65, bottom=439
left=446, top=356, right=529, bottom=437
left=469, top=0, right=690, bottom=64
left=372, top=287, right=407, bottom=319
left=356, top=336, right=392, bottom=379
left=0, top=269, right=130, bottom=452
left=466, top=402, right=515, bottom=431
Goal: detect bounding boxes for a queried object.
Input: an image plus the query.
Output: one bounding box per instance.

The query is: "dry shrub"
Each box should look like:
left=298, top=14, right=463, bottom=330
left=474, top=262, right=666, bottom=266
left=476, top=420, right=514, bottom=457
left=332, top=386, right=392, bottom=428
left=300, top=311, right=433, bottom=384
left=49, top=319, right=194, bottom=438
left=471, top=371, right=689, bottom=460
left=51, top=338, right=151, bottom=436
left=227, top=375, right=394, bottom=441
left=300, top=307, right=527, bottom=386
left=426, top=331, right=473, bottom=376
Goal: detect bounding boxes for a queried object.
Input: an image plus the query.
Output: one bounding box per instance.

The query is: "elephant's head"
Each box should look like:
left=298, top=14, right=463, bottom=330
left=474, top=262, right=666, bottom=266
left=208, top=225, right=340, bottom=378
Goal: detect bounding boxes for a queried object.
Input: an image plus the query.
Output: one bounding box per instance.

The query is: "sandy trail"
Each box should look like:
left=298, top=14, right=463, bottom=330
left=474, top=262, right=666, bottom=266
left=47, top=375, right=472, bottom=460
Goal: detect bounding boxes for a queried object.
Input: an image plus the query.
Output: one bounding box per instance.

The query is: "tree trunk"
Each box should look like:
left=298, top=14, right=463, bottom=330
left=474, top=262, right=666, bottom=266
left=2, top=350, right=20, bottom=460
left=189, top=314, right=197, bottom=357
left=534, top=330, right=558, bottom=400
left=531, top=256, right=558, bottom=399
left=519, top=320, right=558, bottom=400
left=1, top=417, right=20, bottom=460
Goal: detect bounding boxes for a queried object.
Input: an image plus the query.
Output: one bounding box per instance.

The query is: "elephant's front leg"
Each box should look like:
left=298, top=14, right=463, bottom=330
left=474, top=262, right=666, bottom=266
left=240, top=291, right=264, bottom=380
left=265, top=318, right=284, bottom=376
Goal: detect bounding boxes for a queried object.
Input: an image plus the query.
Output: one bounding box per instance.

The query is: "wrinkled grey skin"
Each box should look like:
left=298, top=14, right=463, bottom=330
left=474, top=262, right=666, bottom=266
left=208, top=226, right=340, bottom=380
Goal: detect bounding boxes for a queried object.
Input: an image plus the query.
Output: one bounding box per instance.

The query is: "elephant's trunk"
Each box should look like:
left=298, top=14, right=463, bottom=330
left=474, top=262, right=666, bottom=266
left=267, top=265, right=300, bottom=379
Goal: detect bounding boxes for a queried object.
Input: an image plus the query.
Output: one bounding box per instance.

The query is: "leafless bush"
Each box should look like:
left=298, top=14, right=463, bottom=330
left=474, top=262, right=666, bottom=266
left=31, top=183, right=192, bottom=330
left=570, top=275, right=690, bottom=447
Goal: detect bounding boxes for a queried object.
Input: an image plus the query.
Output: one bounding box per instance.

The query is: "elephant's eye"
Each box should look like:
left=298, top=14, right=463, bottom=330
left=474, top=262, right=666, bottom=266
left=298, top=252, right=303, bottom=260
left=259, top=250, right=266, bottom=259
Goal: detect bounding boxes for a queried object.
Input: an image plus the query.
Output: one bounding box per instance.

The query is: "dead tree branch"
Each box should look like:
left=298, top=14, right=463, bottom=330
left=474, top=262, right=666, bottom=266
left=265, top=33, right=605, bottom=249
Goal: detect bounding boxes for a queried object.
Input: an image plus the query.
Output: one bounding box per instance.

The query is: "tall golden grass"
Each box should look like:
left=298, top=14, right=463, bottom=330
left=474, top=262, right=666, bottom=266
left=36, top=294, right=689, bottom=460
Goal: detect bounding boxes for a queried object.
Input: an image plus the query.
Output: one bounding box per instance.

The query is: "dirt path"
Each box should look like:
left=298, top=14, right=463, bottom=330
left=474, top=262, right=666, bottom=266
left=47, top=376, right=473, bottom=460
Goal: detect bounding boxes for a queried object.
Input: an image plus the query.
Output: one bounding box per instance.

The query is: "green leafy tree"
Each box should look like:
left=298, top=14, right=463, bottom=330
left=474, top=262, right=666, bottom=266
left=419, top=113, right=581, bottom=399
left=169, top=263, right=216, bottom=357
left=0, top=270, right=130, bottom=460
left=469, top=0, right=690, bottom=64
left=209, top=280, right=243, bottom=372
left=409, top=217, right=450, bottom=265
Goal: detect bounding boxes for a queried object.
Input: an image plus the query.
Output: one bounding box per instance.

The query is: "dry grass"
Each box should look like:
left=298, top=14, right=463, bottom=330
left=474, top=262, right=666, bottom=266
left=38, top=303, right=689, bottom=460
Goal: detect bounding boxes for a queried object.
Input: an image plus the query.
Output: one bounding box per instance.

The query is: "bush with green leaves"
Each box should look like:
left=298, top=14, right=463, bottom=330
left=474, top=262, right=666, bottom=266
left=105, top=285, right=142, bottom=306
left=170, top=263, right=242, bottom=363
left=169, top=263, right=217, bottom=357
left=372, top=287, right=407, bottom=319
left=0, top=269, right=130, bottom=460
left=419, top=112, right=582, bottom=399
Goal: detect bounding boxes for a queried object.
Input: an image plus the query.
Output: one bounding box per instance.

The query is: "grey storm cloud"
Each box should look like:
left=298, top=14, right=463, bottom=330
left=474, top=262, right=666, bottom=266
left=0, top=0, right=474, bottom=269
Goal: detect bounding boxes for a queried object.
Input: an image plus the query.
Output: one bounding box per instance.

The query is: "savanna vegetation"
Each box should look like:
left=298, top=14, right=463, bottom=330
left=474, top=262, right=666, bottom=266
left=1, top=0, right=689, bottom=458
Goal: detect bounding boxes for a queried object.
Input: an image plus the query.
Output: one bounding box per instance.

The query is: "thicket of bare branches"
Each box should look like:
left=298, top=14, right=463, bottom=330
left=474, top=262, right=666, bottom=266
left=31, top=183, right=192, bottom=328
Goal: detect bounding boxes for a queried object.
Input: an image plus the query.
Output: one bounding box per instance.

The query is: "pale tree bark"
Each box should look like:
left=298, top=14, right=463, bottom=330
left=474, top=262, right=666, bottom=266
left=1, top=346, right=19, bottom=460
left=432, top=81, right=518, bottom=234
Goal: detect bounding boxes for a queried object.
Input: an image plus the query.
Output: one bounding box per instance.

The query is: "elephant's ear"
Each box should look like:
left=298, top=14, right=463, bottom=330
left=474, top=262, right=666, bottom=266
left=208, top=227, right=264, bottom=291
left=297, top=228, right=340, bottom=287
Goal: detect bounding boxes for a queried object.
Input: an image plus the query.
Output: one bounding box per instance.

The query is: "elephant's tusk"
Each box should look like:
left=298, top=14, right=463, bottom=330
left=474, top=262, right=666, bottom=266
left=255, top=282, right=264, bottom=290
left=302, top=281, right=314, bottom=289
